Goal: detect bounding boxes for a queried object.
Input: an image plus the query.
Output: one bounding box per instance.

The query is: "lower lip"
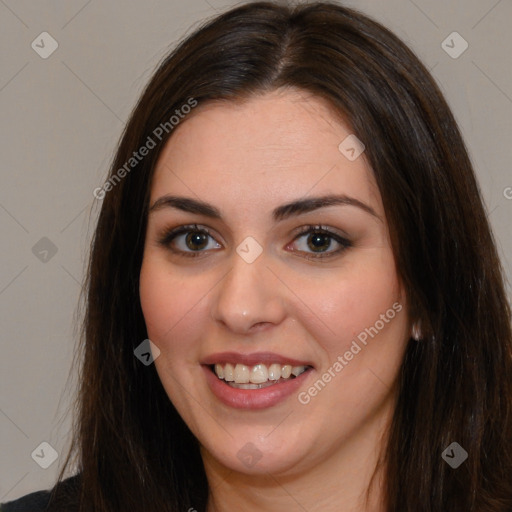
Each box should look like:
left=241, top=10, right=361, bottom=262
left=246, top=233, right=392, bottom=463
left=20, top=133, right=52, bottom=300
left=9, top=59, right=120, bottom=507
left=203, top=365, right=313, bottom=410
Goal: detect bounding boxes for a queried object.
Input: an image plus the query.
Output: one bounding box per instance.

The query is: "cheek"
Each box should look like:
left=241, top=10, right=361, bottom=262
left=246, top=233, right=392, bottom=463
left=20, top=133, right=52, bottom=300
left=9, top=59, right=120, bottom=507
left=306, top=256, right=403, bottom=345
left=139, top=259, right=206, bottom=355
left=294, top=256, right=407, bottom=421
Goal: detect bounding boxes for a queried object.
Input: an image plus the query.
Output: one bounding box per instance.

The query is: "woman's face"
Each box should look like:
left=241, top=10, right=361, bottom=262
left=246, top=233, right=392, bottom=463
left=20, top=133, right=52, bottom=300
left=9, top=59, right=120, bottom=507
left=139, top=88, right=411, bottom=477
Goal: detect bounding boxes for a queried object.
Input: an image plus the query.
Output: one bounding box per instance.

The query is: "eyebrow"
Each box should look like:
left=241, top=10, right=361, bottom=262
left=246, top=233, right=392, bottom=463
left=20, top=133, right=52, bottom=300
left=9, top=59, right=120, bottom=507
left=148, top=194, right=381, bottom=222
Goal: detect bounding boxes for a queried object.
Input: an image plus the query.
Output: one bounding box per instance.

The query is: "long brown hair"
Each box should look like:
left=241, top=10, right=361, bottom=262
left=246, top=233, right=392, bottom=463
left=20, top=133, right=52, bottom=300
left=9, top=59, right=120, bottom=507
left=50, top=2, right=512, bottom=511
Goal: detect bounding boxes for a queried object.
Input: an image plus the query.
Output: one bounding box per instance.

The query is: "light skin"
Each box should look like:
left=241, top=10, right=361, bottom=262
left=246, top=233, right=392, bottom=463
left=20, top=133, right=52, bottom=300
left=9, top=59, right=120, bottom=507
left=139, top=88, right=412, bottom=511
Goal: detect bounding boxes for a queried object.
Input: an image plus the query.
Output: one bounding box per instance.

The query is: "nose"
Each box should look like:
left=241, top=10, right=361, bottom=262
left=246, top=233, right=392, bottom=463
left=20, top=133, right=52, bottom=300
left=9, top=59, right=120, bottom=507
left=210, top=249, right=287, bottom=334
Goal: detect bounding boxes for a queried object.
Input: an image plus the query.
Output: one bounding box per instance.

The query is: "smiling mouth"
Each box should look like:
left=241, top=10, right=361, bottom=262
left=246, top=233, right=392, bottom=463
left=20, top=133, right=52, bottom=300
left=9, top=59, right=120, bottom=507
left=210, top=362, right=312, bottom=390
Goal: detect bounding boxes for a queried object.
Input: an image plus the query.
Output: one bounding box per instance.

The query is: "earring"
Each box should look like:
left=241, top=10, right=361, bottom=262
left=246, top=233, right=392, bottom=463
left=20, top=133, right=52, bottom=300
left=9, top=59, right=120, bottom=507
left=411, top=321, right=422, bottom=341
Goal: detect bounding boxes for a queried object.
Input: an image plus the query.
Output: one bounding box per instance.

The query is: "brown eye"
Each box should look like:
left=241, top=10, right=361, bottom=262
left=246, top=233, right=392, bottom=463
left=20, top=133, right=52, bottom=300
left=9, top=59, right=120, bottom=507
left=307, top=232, right=333, bottom=252
left=184, top=231, right=209, bottom=251
left=290, top=225, right=352, bottom=260
left=158, top=224, right=221, bottom=257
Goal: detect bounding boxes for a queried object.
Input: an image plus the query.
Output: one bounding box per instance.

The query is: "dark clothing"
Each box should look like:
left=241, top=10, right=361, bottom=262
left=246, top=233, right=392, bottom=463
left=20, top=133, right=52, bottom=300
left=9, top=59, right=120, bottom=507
left=1, top=488, right=53, bottom=512
left=0, top=475, right=80, bottom=512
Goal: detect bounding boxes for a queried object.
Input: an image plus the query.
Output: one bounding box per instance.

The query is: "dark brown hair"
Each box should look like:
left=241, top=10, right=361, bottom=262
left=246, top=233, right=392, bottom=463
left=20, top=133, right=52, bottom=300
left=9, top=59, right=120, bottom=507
left=49, top=2, right=512, bottom=511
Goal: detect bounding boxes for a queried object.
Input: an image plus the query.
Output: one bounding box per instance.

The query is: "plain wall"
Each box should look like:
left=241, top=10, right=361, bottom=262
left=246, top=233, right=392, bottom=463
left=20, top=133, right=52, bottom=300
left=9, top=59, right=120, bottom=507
left=1, top=0, right=511, bottom=501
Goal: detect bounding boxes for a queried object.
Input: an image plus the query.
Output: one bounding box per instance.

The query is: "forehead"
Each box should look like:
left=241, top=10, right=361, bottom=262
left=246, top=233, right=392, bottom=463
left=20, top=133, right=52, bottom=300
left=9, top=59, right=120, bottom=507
left=150, top=88, right=382, bottom=218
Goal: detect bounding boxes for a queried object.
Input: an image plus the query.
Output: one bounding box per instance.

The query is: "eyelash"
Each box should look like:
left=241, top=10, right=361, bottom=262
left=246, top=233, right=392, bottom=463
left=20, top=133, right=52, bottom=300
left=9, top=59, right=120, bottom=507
left=157, top=223, right=352, bottom=261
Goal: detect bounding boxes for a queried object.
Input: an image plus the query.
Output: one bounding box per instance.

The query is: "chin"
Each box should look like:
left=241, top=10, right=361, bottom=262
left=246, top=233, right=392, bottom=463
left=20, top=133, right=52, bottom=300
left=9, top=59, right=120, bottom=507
left=200, top=423, right=321, bottom=477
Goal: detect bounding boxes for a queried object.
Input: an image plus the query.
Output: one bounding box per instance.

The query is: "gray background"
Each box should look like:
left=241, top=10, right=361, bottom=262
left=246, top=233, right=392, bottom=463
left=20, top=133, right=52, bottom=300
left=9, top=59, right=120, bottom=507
left=1, top=0, right=511, bottom=501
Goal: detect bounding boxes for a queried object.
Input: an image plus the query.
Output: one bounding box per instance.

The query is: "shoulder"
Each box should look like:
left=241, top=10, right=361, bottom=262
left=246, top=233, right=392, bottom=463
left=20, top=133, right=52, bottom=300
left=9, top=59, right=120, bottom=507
left=0, top=487, right=52, bottom=512
left=0, top=474, right=81, bottom=512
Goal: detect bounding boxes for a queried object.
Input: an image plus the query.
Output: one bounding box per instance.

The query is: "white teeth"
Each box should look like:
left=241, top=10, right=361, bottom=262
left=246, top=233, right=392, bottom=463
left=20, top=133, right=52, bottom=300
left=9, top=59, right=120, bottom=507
left=214, top=364, right=224, bottom=379
left=281, top=365, right=292, bottom=379
left=213, top=362, right=309, bottom=385
left=250, top=364, right=268, bottom=384
left=291, top=366, right=305, bottom=377
left=234, top=364, right=250, bottom=383
left=224, top=363, right=234, bottom=382
left=268, top=363, right=282, bottom=381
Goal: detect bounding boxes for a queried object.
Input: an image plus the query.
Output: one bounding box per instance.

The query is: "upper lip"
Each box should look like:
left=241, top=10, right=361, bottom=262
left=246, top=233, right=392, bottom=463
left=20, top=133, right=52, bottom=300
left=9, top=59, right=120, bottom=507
left=202, top=351, right=314, bottom=368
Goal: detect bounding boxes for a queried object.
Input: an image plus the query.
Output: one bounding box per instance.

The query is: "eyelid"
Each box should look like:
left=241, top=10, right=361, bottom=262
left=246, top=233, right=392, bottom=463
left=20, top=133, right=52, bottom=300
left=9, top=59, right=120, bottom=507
left=157, top=223, right=352, bottom=260
left=287, top=224, right=352, bottom=260
left=290, top=223, right=351, bottom=242
left=157, top=223, right=221, bottom=258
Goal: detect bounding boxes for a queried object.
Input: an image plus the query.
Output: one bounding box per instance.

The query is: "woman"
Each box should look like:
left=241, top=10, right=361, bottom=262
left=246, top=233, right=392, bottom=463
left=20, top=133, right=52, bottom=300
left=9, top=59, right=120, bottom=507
left=2, top=1, right=511, bottom=511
